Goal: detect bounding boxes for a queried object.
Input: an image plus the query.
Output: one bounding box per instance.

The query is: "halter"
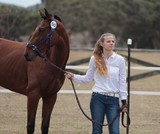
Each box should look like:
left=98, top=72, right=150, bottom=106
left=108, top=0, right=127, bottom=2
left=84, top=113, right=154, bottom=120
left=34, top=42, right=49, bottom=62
left=26, top=20, right=57, bottom=59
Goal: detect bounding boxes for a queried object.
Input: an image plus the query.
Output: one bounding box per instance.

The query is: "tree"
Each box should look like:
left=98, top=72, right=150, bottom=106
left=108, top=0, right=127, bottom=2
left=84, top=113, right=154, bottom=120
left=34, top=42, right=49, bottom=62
left=1, top=0, right=159, bottom=49
left=121, top=0, right=160, bottom=49
left=0, top=5, right=40, bottom=41
left=43, top=0, right=160, bottom=49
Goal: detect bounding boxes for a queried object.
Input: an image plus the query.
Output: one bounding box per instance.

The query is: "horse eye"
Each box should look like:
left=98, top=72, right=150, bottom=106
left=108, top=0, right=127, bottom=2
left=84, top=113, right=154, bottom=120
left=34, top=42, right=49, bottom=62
left=39, top=27, right=45, bottom=32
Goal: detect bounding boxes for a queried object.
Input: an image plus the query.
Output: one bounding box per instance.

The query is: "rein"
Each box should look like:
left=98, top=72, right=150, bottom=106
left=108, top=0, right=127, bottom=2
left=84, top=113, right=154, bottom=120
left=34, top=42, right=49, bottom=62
left=39, top=54, right=130, bottom=127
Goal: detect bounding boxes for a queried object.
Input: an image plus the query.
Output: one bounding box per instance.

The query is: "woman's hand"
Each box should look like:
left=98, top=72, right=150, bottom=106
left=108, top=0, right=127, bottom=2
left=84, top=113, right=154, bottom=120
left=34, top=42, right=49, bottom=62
left=64, top=71, right=74, bottom=79
left=121, top=105, right=128, bottom=113
left=121, top=100, right=128, bottom=113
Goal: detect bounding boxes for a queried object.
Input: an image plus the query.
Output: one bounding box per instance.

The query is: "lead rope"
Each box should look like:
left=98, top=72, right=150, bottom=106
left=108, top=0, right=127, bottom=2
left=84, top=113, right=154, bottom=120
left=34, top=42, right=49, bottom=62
left=41, top=56, right=130, bottom=127
left=70, top=78, right=124, bottom=126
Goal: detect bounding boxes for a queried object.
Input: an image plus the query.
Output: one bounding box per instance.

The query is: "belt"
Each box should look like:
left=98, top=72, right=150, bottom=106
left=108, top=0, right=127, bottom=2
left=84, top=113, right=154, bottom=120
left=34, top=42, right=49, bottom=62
left=94, top=92, right=119, bottom=98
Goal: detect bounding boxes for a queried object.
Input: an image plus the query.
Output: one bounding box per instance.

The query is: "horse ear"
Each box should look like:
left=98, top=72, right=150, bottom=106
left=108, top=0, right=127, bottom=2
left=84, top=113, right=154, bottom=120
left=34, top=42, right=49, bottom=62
left=54, top=15, right=62, bottom=23
left=44, top=8, right=52, bottom=21
left=39, top=9, right=46, bottom=19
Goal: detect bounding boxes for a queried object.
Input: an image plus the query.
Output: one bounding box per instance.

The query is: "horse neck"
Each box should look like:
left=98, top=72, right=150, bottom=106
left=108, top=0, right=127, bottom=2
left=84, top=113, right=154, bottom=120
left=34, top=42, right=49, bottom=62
left=49, top=42, right=69, bottom=68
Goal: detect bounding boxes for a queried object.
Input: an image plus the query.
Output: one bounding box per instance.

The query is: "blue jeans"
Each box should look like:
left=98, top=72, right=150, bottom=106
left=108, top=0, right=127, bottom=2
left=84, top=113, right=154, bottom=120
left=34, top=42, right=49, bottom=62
left=90, top=92, right=120, bottom=134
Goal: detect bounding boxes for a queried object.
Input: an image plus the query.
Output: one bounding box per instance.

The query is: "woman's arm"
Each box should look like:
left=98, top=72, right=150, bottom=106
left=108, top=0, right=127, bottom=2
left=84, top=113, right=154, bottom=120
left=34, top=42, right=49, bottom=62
left=65, top=56, right=96, bottom=84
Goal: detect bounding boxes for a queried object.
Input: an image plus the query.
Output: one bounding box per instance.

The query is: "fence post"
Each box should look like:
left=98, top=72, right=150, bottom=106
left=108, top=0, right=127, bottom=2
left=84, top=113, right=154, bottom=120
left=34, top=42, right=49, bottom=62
left=126, top=39, right=132, bottom=134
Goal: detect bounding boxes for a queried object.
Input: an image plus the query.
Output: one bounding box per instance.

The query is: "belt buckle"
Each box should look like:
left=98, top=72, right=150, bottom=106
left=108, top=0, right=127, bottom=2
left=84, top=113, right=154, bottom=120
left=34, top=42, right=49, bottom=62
left=104, top=92, right=118, bottom=97
left=106, top=93, right=114, bottom=97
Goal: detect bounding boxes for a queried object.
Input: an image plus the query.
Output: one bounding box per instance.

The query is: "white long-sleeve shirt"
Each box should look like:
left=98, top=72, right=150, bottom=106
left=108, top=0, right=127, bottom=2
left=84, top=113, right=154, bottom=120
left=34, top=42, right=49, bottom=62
left=73, top=52, right=128, bottom=100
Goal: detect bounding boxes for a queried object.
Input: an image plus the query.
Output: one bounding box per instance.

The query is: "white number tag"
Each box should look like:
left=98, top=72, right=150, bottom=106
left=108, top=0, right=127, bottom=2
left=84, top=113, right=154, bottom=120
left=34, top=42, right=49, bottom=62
left=50, top=21, right=57, bottom=30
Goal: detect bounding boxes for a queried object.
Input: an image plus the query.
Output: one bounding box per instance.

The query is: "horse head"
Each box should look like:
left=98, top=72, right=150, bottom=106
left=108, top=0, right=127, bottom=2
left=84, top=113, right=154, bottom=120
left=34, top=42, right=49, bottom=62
left=24, top=8, right=67, bottom=61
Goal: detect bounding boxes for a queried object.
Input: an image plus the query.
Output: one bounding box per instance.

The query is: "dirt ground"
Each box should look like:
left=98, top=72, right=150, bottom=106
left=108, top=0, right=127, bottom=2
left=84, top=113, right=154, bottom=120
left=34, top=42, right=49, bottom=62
left=0, top=93, right=159, bottom=134
left=0, top=50, right=160, bottom=134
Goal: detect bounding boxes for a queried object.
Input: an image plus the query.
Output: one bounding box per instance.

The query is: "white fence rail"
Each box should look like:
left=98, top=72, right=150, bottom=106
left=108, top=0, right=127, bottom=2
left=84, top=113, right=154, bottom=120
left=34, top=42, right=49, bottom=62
left=0, top=89, right=160, bottom=95
left=66, top=65, right=160, bottom=71
left=0, top=65, right=159, bottom=95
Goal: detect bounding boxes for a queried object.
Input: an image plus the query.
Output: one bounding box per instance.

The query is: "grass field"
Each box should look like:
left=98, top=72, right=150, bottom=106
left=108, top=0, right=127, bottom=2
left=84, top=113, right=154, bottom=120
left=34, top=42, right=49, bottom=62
left=0, top=50, right=160, bottom=134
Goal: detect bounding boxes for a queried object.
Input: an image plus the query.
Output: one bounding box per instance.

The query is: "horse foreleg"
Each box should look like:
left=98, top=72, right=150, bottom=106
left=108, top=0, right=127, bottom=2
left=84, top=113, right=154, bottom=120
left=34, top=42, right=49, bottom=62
left=27, top=92, right=40, bottom=134
left=41, top=93, right=57, bottom=134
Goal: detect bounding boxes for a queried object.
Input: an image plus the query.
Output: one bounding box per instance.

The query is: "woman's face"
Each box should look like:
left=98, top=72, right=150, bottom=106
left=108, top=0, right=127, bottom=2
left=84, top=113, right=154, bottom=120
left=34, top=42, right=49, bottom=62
left=101, top=35, right=115, bottom=52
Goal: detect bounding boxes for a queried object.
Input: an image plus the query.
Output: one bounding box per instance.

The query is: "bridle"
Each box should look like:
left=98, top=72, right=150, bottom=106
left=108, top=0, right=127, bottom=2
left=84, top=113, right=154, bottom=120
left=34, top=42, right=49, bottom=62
left=25, top=20, right=130, bottom=128
left=26, top=20, right=57, bottom=59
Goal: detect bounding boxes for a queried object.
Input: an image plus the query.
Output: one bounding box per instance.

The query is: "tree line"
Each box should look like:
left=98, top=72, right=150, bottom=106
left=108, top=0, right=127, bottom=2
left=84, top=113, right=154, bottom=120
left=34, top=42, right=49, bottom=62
left=0, top=5, right=40, bottom=41
left=0, top=0, right=160, bottom=49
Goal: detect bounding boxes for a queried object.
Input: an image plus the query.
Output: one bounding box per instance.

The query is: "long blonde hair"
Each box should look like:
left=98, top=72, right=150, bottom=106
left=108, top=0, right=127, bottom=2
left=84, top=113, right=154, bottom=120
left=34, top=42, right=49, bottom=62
left=93, top=33, right=115, bottom=76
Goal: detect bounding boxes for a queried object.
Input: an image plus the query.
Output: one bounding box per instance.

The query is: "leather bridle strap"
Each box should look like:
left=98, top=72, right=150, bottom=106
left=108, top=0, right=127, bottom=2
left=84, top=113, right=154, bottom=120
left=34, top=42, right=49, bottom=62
left=26, top=30, right=52, bottom=58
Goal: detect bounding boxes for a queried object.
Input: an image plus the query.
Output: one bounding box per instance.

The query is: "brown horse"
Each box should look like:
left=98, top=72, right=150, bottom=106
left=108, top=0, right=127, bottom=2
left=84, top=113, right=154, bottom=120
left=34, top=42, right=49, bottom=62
left=0, top=9, right=69, bottom=134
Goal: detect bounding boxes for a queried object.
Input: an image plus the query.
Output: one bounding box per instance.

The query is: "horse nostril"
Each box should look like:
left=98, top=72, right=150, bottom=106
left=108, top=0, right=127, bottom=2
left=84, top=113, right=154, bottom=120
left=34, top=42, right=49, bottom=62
left=24, top=53, right=28, bottom=58
left=24, top=53, right=31, bottom=61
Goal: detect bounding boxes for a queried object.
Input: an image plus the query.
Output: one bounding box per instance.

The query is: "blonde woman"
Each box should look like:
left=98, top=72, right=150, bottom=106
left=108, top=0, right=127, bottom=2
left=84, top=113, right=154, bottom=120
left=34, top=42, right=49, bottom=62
left=65, top=33, right=128, bottom=134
